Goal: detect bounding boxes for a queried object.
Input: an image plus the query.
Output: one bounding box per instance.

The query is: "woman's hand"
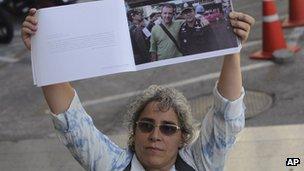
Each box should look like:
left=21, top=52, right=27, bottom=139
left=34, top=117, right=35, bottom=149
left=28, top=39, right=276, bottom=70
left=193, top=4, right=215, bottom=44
left=229, top=12, right=255, bottom=44
left=218, top=12, right=254, bottom=100
left=21, top=8, right=38, bottom=50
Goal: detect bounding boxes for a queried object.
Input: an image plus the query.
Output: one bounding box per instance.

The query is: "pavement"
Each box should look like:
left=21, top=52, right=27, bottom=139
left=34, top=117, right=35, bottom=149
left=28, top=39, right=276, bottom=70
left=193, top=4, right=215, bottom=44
left=1, top=0, right=304, bottom=171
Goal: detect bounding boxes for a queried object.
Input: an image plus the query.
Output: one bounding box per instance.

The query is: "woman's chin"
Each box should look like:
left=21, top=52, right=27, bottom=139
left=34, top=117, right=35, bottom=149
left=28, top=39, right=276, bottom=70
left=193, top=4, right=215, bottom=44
left=142, top=157, right=165, bottom=169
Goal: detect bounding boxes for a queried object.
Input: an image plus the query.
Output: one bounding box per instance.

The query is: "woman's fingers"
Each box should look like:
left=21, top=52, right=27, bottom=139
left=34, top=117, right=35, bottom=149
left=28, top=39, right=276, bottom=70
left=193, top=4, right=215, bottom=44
left=21, top=8, right=37, bottom=50
left=22, top=21, right=37, bottom=32
left=22, top=8, right=38, bottom=36
left=233, top=28, right=247, bottom=41
left=229, top=12, right=255, bottom=26
left=22, top=27, right=35, bottom=36
left=29, top=8, right=37, bottom=15
left=25, top=8, right=38, bottom=24
left=25, top=15, right=38, bottom=25
left=229, top=12, right=255, bottom=43
left=230, top=19, right=250, bottom=32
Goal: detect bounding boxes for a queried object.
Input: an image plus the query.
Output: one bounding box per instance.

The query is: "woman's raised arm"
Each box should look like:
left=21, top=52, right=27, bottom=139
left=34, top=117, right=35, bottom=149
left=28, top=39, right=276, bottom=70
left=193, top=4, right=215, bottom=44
left=218, top=12, right=255, bottom=100
left=22, top=8, right=74, bottom=114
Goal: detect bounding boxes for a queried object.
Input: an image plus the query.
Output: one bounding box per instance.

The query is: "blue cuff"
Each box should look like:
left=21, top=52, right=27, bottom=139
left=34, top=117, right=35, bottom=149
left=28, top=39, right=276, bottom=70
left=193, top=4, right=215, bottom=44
left=50, top=89, right=82, bottom=133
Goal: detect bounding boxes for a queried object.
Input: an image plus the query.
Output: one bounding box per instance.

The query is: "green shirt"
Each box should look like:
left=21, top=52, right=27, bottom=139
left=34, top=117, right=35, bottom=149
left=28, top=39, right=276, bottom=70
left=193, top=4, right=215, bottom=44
left=150, top=20, right=184, bottom=60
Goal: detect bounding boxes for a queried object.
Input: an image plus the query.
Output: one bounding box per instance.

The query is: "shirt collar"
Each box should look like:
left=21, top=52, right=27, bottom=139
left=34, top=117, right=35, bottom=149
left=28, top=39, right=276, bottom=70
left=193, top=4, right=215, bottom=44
left=131, top=154, right=176, bottom=171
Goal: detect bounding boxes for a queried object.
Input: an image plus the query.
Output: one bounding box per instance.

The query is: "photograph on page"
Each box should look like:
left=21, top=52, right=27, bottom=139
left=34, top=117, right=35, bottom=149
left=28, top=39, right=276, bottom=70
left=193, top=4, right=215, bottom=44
left=125, top=0, right=241, bottom=69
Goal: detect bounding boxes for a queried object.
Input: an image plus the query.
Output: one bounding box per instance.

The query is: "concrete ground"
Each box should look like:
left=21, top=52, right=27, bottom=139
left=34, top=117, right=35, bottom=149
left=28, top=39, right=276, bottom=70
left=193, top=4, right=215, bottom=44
left=1, top=0, right=304, bottom=170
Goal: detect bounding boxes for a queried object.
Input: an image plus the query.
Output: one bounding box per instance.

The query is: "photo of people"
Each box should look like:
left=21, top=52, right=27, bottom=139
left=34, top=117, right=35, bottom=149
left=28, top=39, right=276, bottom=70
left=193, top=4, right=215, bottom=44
left=125, top=0, right=239, bottom=65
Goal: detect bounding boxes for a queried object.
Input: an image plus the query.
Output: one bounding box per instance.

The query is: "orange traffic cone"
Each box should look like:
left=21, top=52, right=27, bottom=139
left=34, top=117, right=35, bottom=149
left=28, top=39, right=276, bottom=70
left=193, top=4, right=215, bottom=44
left=282, top=0, right=304, bottom=28
left=250, top=0, right=300, bottom=60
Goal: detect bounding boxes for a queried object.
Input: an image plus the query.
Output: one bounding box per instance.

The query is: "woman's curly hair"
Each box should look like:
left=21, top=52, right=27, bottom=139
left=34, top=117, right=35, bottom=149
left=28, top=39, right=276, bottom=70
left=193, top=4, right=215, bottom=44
left=126, top=85, right=198, bottom=151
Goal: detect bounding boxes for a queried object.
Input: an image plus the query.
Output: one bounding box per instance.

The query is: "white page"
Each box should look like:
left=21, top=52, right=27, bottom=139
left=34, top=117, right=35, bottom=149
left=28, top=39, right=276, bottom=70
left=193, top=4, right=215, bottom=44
left=31, top=0, right=135, bottom=86
left=30, top=42, right=37, bottom=85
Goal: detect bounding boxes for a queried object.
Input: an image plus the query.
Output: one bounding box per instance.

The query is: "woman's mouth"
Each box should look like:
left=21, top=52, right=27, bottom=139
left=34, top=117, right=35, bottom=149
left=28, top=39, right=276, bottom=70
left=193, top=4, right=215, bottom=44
left=145, top=147, right=164, bottom=154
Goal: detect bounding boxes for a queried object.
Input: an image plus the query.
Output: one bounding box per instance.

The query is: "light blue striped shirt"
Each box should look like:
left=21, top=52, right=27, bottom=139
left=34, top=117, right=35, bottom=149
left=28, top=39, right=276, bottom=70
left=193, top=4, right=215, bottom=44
left=51, top=85, right=245, bottom=171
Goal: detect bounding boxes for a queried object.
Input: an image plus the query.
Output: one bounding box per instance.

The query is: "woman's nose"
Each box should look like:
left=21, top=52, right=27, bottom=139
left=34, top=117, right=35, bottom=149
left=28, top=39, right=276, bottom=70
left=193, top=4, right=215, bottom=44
left=148, top=127, right=161, bottom=142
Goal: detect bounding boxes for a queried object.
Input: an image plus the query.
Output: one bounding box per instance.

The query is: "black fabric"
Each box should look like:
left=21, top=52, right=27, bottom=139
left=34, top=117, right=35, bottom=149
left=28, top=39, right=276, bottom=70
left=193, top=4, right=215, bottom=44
left=179, top=19, right=218, bottom=55
left=123, top=154, right=195, bottom=171
left=133, top=26, right=151, bottom=64
left=175, top=154, right=196, bottom=171
left=159, top=23, right=185, bottom=55
left=123, top=161, right=132, bottom=171
left=129, top=25, right=151, bottom=65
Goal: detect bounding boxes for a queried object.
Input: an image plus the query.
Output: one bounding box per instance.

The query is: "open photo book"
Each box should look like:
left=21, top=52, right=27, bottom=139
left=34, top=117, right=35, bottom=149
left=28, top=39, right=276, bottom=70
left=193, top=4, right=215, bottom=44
left=31, top=0, right=241, bottom=86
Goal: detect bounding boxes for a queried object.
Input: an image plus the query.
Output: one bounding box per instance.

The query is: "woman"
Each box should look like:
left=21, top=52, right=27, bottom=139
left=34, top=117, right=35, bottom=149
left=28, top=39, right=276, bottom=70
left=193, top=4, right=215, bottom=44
left=22, top=8, right=254, bottom=171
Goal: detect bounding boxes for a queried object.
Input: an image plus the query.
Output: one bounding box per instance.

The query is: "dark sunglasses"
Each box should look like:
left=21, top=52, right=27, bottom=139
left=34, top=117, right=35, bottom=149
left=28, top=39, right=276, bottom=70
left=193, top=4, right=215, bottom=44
left=136, top=120, right=181, bottom=136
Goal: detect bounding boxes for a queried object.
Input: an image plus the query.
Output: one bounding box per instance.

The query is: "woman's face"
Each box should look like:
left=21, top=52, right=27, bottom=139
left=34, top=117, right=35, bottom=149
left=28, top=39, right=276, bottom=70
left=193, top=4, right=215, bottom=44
left=134, top=101, right=183, bottom=170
